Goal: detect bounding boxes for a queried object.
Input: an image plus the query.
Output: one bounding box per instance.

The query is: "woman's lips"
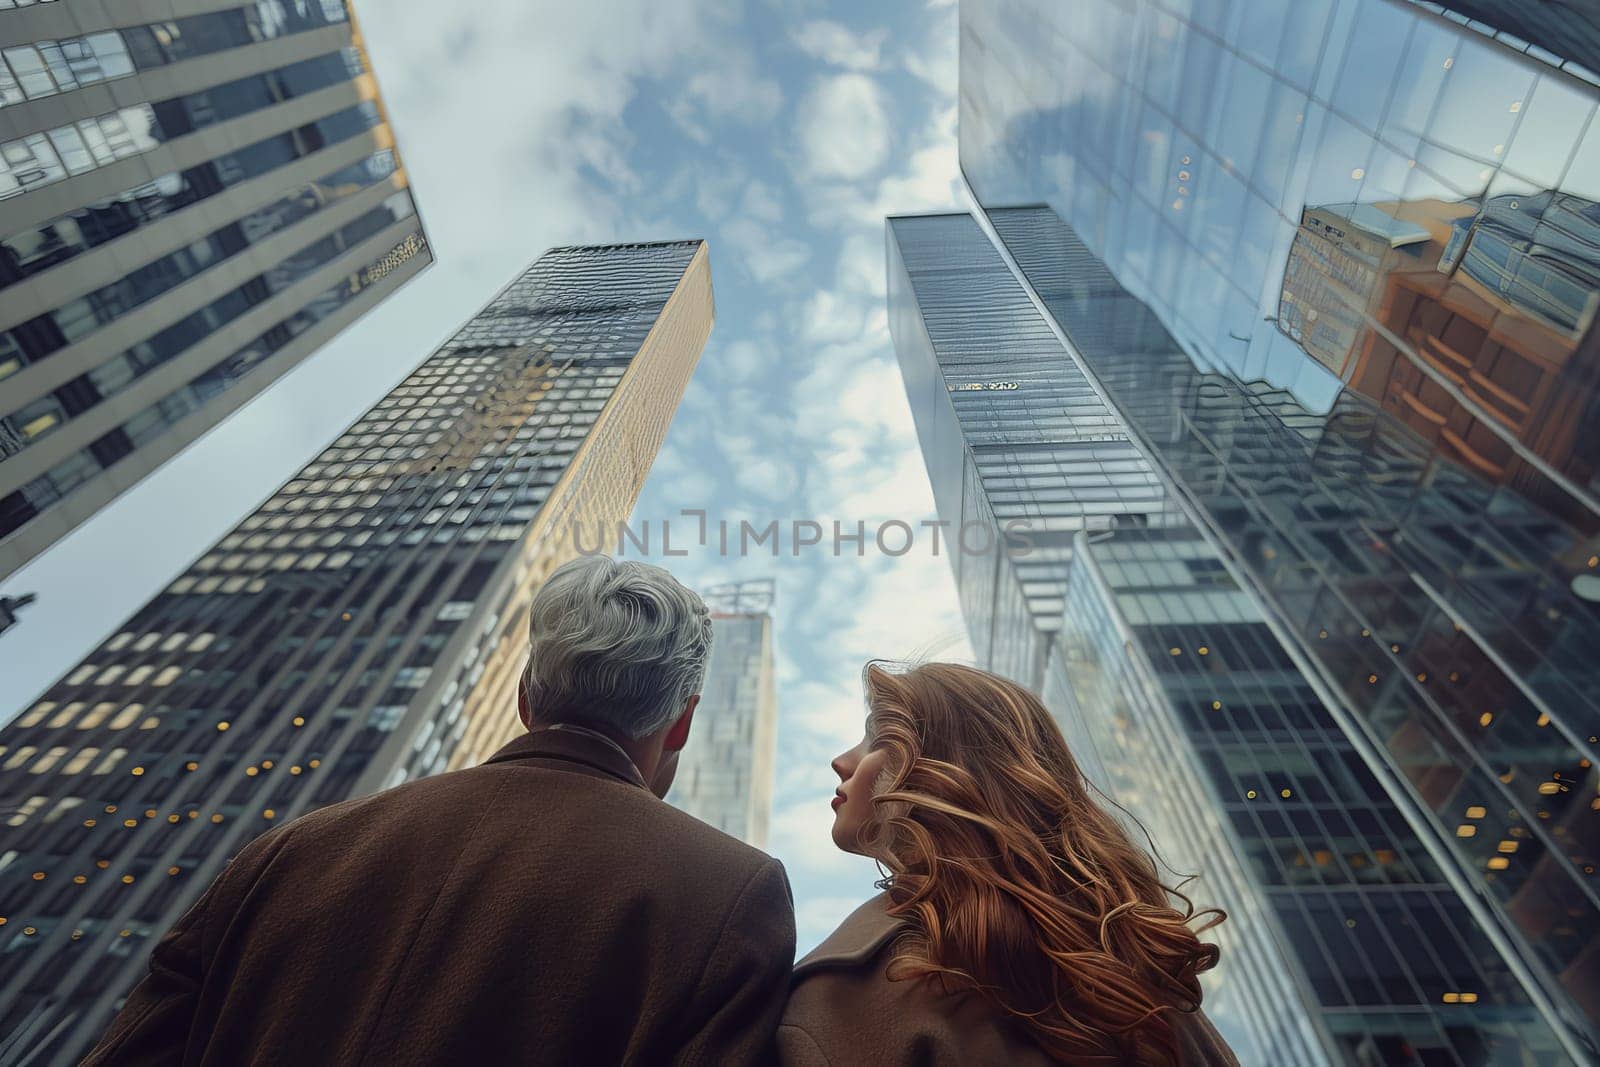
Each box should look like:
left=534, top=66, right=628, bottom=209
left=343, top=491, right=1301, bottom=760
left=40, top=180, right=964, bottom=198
left=831, top=791, right=846, bottom=811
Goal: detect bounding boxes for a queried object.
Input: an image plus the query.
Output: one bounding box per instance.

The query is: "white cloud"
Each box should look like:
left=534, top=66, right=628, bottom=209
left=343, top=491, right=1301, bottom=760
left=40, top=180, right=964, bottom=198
left=738, top=179, right=785, bottom=223
left=795, top=73, right=891, bottom=181
left=791, top=20, right=889, bottom=71
left=717, top=339, right=772, bottom=383
left=799, top=288, right=879, bottom=346
left=835, top=232, right=884, bottom=297
left=802, top=103, right=961, bottom=229
left=666, top=55, right=785, bottom=144
left=902, top=5, right=958, bottom=92
left=721, top=218, right=810, bottom=283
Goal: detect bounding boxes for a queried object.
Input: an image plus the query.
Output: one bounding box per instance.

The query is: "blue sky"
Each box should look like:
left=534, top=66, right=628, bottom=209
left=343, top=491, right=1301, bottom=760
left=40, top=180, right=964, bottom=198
left=0, top=0, right=974, bottom=951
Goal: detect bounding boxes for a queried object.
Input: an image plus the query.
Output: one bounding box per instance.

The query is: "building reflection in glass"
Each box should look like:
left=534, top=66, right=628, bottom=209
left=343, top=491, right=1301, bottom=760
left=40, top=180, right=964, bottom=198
left=889, top=210, right=1571, bottom=1064
left=959, top=0, right=1600, bottom=1058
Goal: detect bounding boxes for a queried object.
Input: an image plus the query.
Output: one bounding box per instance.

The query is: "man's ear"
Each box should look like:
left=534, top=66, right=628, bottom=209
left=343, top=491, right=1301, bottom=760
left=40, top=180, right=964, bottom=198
left=662, top=694, right=699, bottom=753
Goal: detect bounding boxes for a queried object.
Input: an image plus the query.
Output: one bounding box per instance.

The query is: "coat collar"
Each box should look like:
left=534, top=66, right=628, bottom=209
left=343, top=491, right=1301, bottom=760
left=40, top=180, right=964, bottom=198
left=485, top=724, right=649, bottom=791
left=793, top=892, right=905, bottom=980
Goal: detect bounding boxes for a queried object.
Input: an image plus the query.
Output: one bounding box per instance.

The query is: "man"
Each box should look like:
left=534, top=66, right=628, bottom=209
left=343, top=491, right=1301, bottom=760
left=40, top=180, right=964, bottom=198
left=85, top=556, right=796, bottom=1065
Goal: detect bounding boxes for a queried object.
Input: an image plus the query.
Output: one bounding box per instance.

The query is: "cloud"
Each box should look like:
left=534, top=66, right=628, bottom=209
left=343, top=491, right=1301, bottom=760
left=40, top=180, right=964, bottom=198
left=795, top=73, right=891, bottom=181
left=721, top=219, right=811, bottom=283
left=666, top=55, right=785, bottom=144
left=792, top=20, right=889, bottom=70
left=902, top=5, right=958, bottom=92
left=717, top=338, right=773, bottom=383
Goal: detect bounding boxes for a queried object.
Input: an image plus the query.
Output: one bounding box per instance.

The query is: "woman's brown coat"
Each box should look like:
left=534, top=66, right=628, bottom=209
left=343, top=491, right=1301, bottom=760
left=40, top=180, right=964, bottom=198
left=778, top=894, right=1241, bottom=1066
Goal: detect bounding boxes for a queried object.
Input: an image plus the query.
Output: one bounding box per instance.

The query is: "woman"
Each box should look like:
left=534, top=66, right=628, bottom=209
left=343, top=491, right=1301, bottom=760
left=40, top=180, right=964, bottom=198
left=778, top=661, right=1238, bottom=1066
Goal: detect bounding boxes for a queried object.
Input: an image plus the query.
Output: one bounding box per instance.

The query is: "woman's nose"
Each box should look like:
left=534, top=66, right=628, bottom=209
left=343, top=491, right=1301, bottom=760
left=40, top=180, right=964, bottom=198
left=831, top=751, right=853, bottom=782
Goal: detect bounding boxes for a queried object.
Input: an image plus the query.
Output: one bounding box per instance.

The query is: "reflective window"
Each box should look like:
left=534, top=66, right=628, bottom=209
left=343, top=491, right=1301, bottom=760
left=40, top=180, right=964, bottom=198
left=0, top=50, right=363, bottom=202
left=959, top=0, right=1600, bottom=1057
left=0, top=101, right=383, bottom=303
left=0, top=2, right=345, bottom=106
left=0, top=151, right=398, bottom=454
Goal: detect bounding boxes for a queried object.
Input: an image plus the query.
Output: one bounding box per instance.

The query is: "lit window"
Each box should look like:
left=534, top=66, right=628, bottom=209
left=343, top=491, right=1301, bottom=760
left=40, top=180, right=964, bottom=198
left=66, top=665, right=97, bottom=685
left=6, top=796, right=46, bottom=827
left=95, top=665, right=126, bottom=685
left=63, top=748, right=98, bottom=774
left=124, top=665, right=153, bottom=686
left=153, top=667, right=181, bottom=686
left=3, top=746, right=38, bottom=770
left=79, top=702, right=114, bottom=728
left=47, top=703, right=82, bottom=728
left=108, top=704, right=144, bottom=730
left=106, top=633, right=134, bottom=651
left=31, top=747, right=68, bottom=773
left=16, top=701, right=53, bottom=726
left=94, top=748, right=127, bottom=774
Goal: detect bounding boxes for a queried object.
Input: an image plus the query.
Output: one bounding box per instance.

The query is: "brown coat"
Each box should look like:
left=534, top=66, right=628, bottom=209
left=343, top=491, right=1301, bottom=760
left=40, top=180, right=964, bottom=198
left=84, top=726, right=797, bottom=1066
left=777, top=895, right=1240, bottom=1067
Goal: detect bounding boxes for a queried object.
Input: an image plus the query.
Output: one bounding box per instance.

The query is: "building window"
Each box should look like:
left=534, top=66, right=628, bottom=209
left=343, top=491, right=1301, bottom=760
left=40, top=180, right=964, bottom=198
left=5, top=795, right=46, bottom=826
left=108, top=705, right=144, bottom=730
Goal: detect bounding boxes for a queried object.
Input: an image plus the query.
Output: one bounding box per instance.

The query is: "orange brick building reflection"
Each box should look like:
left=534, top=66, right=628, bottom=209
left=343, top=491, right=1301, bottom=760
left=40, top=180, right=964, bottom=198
left=1279, top=193, right=1600, bottom=532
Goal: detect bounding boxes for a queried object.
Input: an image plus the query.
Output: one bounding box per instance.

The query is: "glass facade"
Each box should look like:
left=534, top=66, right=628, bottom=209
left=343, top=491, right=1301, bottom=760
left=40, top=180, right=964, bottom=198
left=958, top=0, right=1600, bottom=1059
left=669, top=580, right=778, bottom=847
left=0, top=0, right=429, bottom=578
left=889, top=211, right=1570, bottom=1063
left=887, top=213, right=1178, bottom=691
left=0, top=240, right=715, bottom=1064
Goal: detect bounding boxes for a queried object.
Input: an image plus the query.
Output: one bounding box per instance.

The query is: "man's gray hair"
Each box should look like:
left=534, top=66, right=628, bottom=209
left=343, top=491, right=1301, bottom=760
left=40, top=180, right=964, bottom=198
left=521, top=556, right=713, bottom=739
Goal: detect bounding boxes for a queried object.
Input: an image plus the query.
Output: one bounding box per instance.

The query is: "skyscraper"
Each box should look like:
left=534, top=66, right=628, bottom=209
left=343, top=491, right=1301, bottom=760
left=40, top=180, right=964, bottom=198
left=890, top=211, right=1570, bottom=1063
left=950, top=0, right=1600, bottom=1060
left=669, top=579, right=778, bottom=847
left=0, top=239, right=713, bottom=1064
left=0, top=0, right=432, bottom=577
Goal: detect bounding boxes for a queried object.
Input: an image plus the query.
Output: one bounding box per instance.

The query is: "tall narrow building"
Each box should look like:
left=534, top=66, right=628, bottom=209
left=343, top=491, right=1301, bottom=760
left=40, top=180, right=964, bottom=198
left=950, top=0, right=1600, bottom=1059
left=669, top=579, right=778, bottom=847
left=0, top=0, right=432, bottom=577
left=0, top=239, right=713, bottom=1064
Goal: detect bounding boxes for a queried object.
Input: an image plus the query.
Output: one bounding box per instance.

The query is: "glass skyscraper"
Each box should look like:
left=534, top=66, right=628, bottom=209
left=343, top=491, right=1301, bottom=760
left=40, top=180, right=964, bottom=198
left=0, top=0, right=431, bottom=577
left=0, top=239, right=713, bottom=1064
left=669, top=579, right=778, bottom=848
left=891, top=211, right=1571, bottom=1063
left=942, top=0, right=1600, bottom=1061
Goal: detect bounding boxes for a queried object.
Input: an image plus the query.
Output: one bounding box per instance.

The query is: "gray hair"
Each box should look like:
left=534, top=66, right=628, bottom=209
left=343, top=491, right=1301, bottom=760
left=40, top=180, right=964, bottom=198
left=521, top=556, right=713, bottom=739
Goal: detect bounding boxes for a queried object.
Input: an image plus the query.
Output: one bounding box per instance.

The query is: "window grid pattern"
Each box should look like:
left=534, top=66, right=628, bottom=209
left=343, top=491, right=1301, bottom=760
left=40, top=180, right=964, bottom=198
left=889, top=210, right=1574, bottom=1062
left=0, top=241, right=711, bottom=1064
left=0, top=150, right=400, bottom=461
left=962, top=0, right=1600, bottom=1054
left=0, top=1, right=347, bottom=108
left=669, top=592, right=778, bottom=848
left=0, top=48, right=365, bottom=202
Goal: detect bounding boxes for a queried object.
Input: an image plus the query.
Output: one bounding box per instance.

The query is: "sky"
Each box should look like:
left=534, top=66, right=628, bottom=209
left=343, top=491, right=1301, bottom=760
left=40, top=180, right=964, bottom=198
left=0, top=0, right=974, bottom=952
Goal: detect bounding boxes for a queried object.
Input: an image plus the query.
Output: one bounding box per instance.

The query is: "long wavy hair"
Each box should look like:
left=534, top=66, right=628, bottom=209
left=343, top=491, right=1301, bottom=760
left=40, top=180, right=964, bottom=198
left=859, top=660, right=1224, bottom=1065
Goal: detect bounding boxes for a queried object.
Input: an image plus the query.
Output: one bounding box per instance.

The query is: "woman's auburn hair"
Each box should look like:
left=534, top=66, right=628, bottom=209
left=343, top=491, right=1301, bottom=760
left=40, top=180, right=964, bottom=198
left=860, top=660, right=1224, bottom=1066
